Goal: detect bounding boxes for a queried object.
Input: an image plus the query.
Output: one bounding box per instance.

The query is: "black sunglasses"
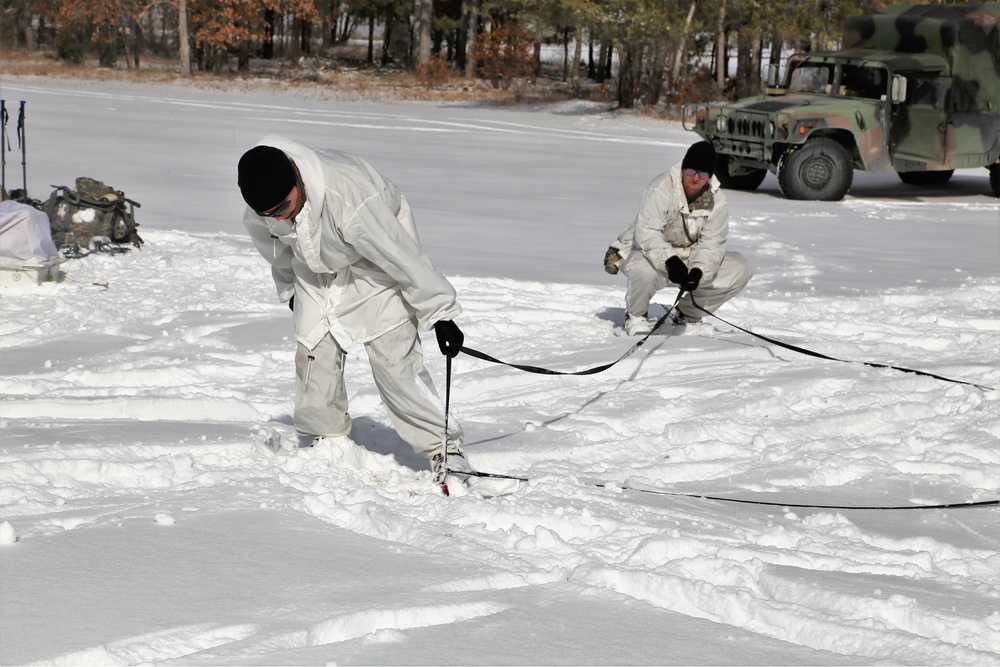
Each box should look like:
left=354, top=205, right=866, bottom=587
left=257, top=197, right=292, bottom=218
left=683, top=168, right=710, bottom=180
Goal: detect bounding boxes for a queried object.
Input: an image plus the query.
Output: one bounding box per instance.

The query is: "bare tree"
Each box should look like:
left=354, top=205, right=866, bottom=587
left=670, top=1, right=696, bottom=85
left=413, top=0, right=432, bottom=65
left=464, top=0, right=480, bottom=77
left=179, top=0, right=191, bottom=76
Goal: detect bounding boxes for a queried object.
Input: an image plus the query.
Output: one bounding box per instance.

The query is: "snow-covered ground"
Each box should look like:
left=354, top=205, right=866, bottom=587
left=0, top=77, right=998, bottom=666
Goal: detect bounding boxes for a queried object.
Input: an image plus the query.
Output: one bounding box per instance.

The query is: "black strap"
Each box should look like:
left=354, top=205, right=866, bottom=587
left=459, top=289, right=685, bottom=376
left=50, top=184, right=140, bottom=212
left=464, top=469, right=999, bottom=510
left=689, top=297, right=993, bottom=391
left=1, top=100, right=9, bottom=153
left=459, top=290, right=989, bottom=391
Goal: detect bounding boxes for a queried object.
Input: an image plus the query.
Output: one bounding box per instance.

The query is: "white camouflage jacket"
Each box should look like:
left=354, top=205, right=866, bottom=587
left=242, top=136, right=460, bottom=350
left=611, top=164, right=729, bottom=283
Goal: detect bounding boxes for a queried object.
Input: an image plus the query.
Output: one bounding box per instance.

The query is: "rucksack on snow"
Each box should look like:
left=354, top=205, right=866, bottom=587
left=43, top=177, right=144, bottom=249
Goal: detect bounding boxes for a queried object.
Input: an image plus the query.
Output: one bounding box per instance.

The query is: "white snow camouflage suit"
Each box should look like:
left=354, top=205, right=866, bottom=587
left=242, top=135, right=462, bottom=458
left=610, top=164, right=754, bottom=321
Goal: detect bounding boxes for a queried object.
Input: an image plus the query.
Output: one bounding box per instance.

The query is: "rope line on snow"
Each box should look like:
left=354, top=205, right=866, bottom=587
left=441, top=345, right=997, bottom=510
left=460, top=290, right=685, bottom=376
left=688, top=297, right=994, bottom=392
left=444, top=288, right=995, bottom=506
left=461, top=469, right=1000, bottom=511
left=458, top=289, right=992, bottom=391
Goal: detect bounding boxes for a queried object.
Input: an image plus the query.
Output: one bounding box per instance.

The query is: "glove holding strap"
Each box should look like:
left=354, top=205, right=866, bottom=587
left=665, top=255, right=689, bottom=286
left=685, top=268, right=702, bottom=292
left=434, top=320, right=465, bottom=358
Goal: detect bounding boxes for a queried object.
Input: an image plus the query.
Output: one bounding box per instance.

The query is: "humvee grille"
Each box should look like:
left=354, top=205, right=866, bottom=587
left=723, top=110, right=771, bottom=140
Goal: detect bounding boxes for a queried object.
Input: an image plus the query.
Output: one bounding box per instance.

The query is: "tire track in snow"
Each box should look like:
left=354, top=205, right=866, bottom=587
left=32, top=623, right=258, bottom=665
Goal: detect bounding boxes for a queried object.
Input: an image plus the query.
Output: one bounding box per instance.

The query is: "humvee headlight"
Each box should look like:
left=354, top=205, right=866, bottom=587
left=715, top=115, right=728, bottom=132
left=769, top=121, right=775, bottom=138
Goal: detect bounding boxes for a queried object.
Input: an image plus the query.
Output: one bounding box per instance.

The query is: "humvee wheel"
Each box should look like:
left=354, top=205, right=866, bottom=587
left=990, top=165, right=1000, bottom=198
left=715, top=155, right=767, bottom=191
left=899, top=170, right=954, bottom=185
left=778, top=138, right=853, bottom=201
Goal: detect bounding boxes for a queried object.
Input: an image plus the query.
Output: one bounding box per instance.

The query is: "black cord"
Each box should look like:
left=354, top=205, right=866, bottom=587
left=459, top=289, right=990, bottom=391
left=462, top=470, right=999, bottom=511
left=460, top=289, right=684, bottom=376
left=445, top=290, right=994, bottom=507
left=689, top=296, right=993, bottom=391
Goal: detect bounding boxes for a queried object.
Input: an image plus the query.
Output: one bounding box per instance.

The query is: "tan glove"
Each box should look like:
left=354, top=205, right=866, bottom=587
left=604, top=247, right=621, bottom=275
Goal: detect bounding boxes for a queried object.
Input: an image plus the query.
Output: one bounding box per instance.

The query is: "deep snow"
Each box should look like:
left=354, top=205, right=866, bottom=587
left=0, top=76, right=998, bottom=666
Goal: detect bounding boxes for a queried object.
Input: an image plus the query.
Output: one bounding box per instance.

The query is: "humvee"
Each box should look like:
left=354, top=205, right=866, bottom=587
left=683, top=3, right=1000, bottom=200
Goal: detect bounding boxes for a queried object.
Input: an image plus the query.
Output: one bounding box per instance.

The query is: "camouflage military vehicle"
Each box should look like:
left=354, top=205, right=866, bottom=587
left=683, top=3, right=1000, bottom=200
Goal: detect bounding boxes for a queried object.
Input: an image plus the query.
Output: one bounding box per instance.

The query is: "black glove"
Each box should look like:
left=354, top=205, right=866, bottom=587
left=288, top=295, right=295, bottom=311
left=685, top=268, right=703, bottom=292
left=603, top=247, right=621, bottom=275
left=665, top=256, right=689, bottom=286
left=434, top=320, right=464, bottom=358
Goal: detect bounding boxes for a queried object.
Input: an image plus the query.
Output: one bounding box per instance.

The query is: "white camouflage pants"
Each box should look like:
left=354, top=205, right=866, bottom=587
left=293, top=319, right=462, bottom=458
left=622, top=250, right=754, bottom=321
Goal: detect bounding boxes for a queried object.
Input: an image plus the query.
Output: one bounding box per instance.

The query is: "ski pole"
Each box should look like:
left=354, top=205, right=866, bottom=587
left=16, top=101, right=26, bottom=196
left=1, top=100, right=7, bottom=195
left=439, top=354, right=452, bottom=495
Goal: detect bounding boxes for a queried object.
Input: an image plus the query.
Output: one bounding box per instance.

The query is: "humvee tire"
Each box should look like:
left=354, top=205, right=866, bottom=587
left=778, top=139, right=853, bottom=201
left=716, top=156, right=768, bottom=191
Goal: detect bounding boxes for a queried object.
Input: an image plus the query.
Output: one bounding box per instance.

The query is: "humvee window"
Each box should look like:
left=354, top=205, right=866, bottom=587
left=906, top=76, right=948, bottom=109
left=840, top=65, right=888, bottom=101
left=789, top=63, right=835, bottom=94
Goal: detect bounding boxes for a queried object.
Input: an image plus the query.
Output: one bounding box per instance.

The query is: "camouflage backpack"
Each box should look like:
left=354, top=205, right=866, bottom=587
left=43, top=177, right=144, bottom=249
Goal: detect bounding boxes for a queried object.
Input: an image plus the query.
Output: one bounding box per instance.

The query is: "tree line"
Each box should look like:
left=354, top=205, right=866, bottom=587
left=1, top=0, right=980, bottom=108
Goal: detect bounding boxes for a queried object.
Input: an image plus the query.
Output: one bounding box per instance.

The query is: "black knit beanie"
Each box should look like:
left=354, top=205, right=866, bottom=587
left=238, top=145, right=296, bottom=213
left=681, top=141, right=716, bottom=176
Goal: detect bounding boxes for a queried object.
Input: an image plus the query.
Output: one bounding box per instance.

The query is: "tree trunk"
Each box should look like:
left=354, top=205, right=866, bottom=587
left=464, top=0, right=478, bottom=77
left=734, top=31, right=754, bottom=98
left=571, top=26, right=583, bottom=88
left=751, top=33, right=763, bottom=93
left=596, top=42, right=608, bottom=83
left=367, top=15, right=375, bottom=64
left=617, top=43, right=642, bottom=109
left=454, top=18, right=466, bottom=70
left=98, top=30, right=116, bottom=67
left=562, top=28, right=570, bottom=82
left=671, top=1, right=696, bottom=84
left=134, top=16, right=142, bottom=68
left=645, top=39, right=666, bottom=105
left=262, top=9, right=275, bottom=60
left=413, top=0, right=433, bottom=67
left=300, top=17, right=311, bottom=54
left=322, top=0, right=334, bottom=49
left=178, top=0, right=191, bottom=75
left=716, top=0, right=726, bottom=89
left=382, top=14, right=394, bottom=65
left=237, top=41, right=250, bottom=71
left=769, top=34, right=782, bottom=69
